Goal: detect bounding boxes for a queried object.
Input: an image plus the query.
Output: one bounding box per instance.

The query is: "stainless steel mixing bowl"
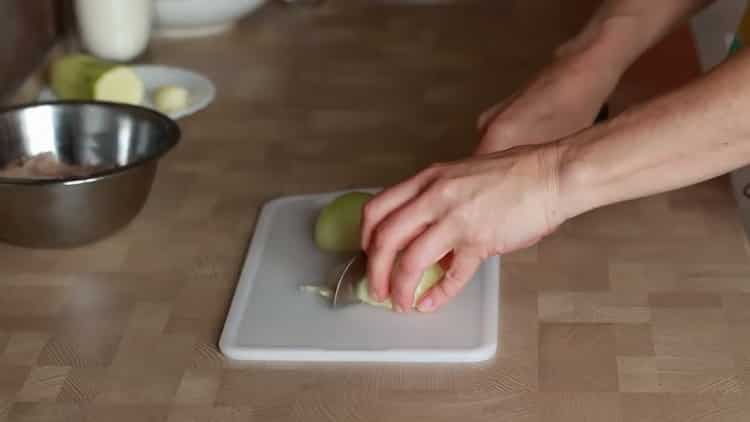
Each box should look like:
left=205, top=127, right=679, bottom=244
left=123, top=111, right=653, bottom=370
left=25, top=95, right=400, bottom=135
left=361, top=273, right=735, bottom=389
left=0, top=101, right=180, bottom=248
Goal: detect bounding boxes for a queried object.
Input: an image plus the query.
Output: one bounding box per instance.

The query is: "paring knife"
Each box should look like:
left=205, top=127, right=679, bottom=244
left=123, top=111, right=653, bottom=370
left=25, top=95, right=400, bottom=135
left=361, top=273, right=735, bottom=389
left=329, top=252, right=367, bottom=308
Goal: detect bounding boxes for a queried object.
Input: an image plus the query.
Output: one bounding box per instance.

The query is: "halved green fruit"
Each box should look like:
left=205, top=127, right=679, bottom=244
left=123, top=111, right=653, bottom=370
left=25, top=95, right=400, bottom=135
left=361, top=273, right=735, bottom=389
left=93, top=66, right=144, bottom=105
left=49, top=54, right=144, bottom=105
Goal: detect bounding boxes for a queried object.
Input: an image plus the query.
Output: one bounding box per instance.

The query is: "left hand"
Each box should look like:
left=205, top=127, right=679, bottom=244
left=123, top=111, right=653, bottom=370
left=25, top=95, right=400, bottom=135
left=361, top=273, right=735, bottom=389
left=360, top=144, right=567, bottom=313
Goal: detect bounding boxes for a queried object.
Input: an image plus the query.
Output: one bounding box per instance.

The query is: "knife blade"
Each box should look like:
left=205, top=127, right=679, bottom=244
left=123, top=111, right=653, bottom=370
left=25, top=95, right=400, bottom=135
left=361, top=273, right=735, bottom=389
left=330, top=252, right=367, bottom=309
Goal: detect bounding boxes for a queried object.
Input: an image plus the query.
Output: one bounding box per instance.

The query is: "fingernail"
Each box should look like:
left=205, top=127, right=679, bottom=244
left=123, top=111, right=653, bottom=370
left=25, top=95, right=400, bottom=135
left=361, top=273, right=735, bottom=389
left=418, top=297, right=434, bottom=312
left=394, top=304, right=404, bottom=313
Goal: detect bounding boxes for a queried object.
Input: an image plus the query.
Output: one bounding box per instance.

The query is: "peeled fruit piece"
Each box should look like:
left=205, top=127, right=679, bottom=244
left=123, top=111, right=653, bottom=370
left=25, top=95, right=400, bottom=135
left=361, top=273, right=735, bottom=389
left=315, top=191, right=373, bottom=253
left=354, top=263, right=444, bottom=309
left=93, top=66, right=144, bottom=105
left=49, top=54, right=144, bottom=105
left=153, top=84, right=189, bottom=113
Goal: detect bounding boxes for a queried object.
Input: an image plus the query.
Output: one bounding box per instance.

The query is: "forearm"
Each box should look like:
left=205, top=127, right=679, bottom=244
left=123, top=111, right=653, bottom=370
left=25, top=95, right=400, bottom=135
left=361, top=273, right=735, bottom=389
left=478, top=0, right=714, bottom=154
left=557, top=48, right=750, bottom=220
left=551, top=0, right=713, bottom=105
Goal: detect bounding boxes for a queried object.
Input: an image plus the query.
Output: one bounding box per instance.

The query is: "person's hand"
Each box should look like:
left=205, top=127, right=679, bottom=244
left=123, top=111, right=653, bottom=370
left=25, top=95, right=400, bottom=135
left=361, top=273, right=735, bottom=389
left=360, top=144, right=567, bottom=313
left=475, top=53, right=618, bottom=155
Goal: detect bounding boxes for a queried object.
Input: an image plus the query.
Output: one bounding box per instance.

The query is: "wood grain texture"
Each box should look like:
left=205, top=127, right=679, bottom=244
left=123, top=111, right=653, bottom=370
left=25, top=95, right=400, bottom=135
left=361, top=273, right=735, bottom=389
left=3, top=0, right=747, bottom=421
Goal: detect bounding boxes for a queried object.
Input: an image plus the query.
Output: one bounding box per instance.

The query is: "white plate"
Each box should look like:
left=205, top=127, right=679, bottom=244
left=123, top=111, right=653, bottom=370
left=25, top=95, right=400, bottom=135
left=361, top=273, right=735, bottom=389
left=38, top=65, right=216, bottom=120
left=218, top=189, right=501, bottom=363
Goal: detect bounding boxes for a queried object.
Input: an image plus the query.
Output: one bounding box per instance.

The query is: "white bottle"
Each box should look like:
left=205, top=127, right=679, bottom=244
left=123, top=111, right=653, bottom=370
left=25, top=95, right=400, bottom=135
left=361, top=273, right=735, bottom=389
left=75, top=0, right=153, bottom=62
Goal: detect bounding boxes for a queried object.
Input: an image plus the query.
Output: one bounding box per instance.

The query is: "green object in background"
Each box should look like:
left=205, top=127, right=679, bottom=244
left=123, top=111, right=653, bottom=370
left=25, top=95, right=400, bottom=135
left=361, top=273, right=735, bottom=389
left=49, top=54, right=100, bottom=99
left=315, top=191, right=373, bottom=253
left=49, top=54, right=144, bottom=105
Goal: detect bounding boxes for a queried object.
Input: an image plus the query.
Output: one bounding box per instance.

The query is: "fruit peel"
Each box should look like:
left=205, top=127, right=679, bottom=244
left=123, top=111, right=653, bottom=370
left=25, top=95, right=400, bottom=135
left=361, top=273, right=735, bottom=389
left=314, top=191, right=373, bottom=253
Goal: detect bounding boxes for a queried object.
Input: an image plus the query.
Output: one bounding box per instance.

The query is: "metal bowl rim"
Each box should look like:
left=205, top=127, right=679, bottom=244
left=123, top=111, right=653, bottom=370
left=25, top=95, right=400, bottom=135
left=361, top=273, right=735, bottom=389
left=0, top=100, right=181, bottom=187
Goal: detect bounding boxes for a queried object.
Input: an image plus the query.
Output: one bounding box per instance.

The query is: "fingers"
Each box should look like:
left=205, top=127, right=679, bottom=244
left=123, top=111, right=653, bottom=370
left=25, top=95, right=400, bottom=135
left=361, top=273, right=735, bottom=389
left=417, top=250, right=482, bottom=313
left=365, top=194, right=442, bottom=301
left=389, top=221, right=458, bottom=312
left=360, top=168, right=436, bottom=251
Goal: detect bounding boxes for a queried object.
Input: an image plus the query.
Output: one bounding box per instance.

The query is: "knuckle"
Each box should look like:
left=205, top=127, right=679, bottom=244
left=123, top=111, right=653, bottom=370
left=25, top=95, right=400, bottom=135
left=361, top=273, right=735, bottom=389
left=370, top=229, right=394, bottom=254
left=378, top=218, right=401, bottom=239
left=371, top=215, right=409, bottom=251
left=421, top=163, right=445, bottom=179
left=361, top=200, right=378, bottom=222
left=431, top=179, right=459, bottom=201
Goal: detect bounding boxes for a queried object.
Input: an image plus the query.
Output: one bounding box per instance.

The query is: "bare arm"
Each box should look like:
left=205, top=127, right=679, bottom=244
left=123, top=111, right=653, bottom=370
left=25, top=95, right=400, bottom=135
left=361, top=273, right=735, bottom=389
left=360, top=48, right=750, bottom=312
left=558, top=47, right=750, bottom=221
left=555, top=0, right=713, bottom=68
left=477, top=0, right=715, bottom=153
left=359, top=1, right=735, bottom=313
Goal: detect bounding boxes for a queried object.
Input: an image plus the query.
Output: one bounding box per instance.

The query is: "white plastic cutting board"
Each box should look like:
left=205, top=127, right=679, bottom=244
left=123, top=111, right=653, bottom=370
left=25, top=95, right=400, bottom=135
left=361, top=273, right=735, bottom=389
left=219, top=189, right=500, bottom=363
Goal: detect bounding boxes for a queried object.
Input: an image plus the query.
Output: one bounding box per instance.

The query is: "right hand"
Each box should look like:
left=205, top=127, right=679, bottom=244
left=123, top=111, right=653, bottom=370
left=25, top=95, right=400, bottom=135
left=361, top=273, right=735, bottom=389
left=475, top=57, right=616, bottom=155
left=360, top=143, right=568, bottom=312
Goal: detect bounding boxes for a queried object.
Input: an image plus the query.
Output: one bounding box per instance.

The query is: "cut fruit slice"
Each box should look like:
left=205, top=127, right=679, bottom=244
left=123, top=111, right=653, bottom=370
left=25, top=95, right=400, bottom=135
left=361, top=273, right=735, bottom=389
left=93, top=66, right=145, bottom=105
left=300, top=261, right=445, bottom=311
left=354, top=263, right=444, bottom=309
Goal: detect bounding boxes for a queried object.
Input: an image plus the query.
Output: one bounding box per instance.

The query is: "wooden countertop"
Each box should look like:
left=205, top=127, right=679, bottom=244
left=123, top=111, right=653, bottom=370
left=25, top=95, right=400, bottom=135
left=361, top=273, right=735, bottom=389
left=2, top=1, right=749, bottom=421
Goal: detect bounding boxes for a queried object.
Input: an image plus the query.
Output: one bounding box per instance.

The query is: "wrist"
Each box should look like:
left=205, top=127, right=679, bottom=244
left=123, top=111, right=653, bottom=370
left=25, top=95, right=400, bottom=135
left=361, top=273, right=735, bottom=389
left=548, top=134, right=604, bottom=222
left=533, top=141, right=580, bottom=229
